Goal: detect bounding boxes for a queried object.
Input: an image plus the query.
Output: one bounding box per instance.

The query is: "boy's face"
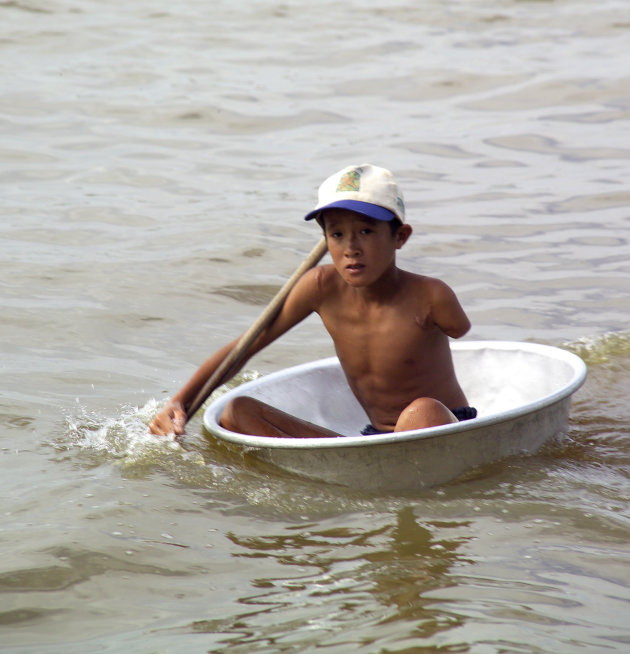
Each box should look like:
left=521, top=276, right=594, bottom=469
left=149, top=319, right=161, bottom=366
left=322, top=209, right=411, bottom=287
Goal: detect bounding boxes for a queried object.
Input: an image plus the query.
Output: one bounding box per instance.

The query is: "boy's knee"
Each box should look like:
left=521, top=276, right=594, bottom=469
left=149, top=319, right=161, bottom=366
left=220, top=396, right=245, bottom=431
left=220, top=396, right=261, bottom=431
left=395, top=397, right=457, bottom=431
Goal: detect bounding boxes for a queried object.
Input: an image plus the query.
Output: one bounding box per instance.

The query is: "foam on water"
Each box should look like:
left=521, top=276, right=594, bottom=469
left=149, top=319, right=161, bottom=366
left=565, top=329, right=630, bottom=365
left=64, top=398, right=181, bottom=458
left=59, top=370, right=257, bottom=457
left=52, top=372, right=275, bottom=488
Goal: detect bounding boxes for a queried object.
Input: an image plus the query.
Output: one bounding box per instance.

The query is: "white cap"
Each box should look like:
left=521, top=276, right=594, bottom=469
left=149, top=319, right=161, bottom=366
left=304, top=163, right=405, bottom=224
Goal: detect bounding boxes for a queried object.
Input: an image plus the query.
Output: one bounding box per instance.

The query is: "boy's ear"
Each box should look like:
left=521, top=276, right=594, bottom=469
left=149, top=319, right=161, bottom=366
left=395, top=223, right=413, bottom=249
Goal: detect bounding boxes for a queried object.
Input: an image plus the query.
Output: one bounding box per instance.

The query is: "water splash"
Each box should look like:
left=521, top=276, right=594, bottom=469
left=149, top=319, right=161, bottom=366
left=563, top=329, right=630, bottom=366
left=53, top=372, right=269, bottom=484
left=63, top=398, right=180, bottom=459
left=53, top=398, right=223, bottom=486
left=60, top=370, right=263, bottom=458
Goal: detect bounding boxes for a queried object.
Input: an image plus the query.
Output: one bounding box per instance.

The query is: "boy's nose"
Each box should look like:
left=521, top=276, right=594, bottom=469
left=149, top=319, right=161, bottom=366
left=345, top=235, right=360, bottom=254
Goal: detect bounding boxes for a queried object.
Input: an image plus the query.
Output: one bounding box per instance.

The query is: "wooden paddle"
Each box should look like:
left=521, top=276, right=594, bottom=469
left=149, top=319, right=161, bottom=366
left=185, top=236, right=328, bottom=420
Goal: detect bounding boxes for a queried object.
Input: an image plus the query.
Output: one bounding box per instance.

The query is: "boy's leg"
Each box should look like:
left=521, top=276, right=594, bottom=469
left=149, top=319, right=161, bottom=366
left=394, top=397, right=458, bottom=432
left=220, top=396, right=341, bottom=438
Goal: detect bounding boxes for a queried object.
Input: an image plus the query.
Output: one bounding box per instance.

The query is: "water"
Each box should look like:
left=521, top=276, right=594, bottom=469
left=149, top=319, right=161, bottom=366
left=1, top=0, right=629, bottom=651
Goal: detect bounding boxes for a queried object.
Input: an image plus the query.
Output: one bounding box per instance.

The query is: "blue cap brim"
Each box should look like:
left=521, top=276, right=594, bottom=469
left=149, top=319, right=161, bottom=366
left=304, top=199, right=396, bottom=223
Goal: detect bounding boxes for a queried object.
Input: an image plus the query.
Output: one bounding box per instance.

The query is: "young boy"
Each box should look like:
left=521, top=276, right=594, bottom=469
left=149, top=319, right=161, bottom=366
left=149, top=164, right=476, bottom=438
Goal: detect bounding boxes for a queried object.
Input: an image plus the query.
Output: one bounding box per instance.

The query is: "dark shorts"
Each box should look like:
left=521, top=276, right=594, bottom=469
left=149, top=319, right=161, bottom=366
left=360, top=406, right=478, bottom=436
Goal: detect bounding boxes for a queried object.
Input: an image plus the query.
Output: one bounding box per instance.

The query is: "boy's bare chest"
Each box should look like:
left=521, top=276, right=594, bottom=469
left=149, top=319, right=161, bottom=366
left=319, top=296, right=435, bottom=357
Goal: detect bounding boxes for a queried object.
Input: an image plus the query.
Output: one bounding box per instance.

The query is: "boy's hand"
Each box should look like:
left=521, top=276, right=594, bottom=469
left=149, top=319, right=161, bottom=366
left=149, top=400, right=187, bottom=436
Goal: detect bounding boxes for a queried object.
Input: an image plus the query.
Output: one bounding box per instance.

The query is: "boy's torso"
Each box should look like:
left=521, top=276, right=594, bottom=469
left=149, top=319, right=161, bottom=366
left=314, top=266, right=468, bottom=430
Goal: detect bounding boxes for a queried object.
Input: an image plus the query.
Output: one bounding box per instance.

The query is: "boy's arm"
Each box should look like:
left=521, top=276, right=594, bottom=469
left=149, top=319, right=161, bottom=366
left=428, top=278, right=471, bottom=339
left=149, top=267, right=322, bottom=436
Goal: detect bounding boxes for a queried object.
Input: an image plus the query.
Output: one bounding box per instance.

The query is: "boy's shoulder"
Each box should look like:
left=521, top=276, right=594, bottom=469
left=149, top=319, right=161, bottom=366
left=398, top=269, right=453, bottom=294
left=301, top=263, right=340, bottom=291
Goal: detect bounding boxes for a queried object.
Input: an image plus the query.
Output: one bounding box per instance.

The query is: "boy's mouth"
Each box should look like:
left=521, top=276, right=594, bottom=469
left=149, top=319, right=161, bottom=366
left=346, top=263, right=364, bottom=271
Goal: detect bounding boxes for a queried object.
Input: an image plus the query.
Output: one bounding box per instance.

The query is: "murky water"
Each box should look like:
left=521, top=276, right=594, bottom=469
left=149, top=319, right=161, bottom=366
left=1, top=0, right=629, bottom=652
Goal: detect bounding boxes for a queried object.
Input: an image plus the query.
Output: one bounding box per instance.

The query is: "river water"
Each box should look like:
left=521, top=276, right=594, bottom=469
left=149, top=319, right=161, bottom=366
left=1, top=0, right=629, bottom=652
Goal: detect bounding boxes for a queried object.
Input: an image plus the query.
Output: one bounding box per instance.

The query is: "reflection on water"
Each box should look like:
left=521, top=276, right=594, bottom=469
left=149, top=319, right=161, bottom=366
left=179, top=506, right=470, bottom=651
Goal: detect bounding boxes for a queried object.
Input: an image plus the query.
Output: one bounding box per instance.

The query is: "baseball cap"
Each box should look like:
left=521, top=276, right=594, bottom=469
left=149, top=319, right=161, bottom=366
left=304, top=164, right=405, bottom=224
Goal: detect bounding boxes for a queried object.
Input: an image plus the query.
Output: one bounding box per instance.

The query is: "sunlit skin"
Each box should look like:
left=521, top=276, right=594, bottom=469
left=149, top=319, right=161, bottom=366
left=149, top=209, right=471, bottom=437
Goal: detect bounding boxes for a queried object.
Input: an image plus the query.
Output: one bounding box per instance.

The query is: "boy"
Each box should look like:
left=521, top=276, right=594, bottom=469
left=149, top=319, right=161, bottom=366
left=149, top=164, right=476, bottom=437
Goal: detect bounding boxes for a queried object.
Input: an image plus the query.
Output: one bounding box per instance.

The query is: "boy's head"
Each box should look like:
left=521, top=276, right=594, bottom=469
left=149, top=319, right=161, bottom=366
left=304, top=164, right=405, bottom=230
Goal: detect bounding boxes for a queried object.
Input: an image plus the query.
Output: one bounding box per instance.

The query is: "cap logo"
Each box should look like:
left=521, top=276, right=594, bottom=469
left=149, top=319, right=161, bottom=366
left=336, top=169, right=361, bottom=192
